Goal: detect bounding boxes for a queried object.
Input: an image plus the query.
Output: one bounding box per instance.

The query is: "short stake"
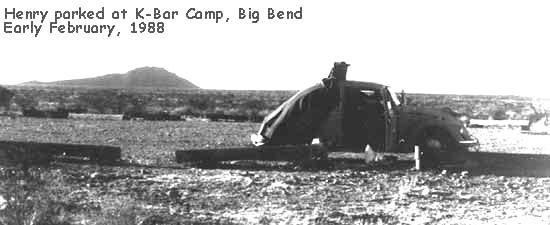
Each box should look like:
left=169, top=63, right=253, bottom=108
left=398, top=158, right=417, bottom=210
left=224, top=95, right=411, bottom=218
left=414, top=145, right=421, bottom=170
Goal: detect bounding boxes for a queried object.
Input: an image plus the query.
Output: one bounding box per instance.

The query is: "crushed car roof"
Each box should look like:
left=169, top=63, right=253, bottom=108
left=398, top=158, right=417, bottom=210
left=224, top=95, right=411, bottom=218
left=344, top=80, right=387, bottom=90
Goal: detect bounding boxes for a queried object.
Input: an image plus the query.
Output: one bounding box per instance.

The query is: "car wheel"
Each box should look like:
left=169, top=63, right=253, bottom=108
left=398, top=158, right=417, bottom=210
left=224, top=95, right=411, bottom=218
left=418, top=129, right=455, bottom=169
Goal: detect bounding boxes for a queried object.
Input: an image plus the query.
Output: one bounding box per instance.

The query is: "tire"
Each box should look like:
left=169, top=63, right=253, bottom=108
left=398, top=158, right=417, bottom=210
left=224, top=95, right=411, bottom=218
left=417, top=129, right=456, bottom=169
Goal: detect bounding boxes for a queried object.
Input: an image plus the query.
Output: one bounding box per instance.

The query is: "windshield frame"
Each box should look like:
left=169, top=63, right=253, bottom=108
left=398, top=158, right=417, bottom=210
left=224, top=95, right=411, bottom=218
left=386, top=87, right=401, bottom=107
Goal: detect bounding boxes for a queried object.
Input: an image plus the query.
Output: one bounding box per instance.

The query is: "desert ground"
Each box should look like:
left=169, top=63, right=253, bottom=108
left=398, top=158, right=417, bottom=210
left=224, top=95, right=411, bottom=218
left=1, top=117, right=550, bottom=225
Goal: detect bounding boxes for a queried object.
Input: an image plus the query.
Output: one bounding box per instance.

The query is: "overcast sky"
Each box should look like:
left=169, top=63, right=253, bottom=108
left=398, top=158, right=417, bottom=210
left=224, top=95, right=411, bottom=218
left=1, top=0, right=549, bottom=98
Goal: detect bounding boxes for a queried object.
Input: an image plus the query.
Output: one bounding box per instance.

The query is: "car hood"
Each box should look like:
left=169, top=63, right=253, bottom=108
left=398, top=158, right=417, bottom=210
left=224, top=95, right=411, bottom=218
left=400, top=106, right=463, bottom=126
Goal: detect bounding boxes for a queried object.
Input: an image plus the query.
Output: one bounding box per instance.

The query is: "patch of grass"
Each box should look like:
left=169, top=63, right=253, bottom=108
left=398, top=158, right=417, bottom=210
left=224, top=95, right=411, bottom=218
left=395, top=173, right=419, bottom=200
left=94, top=196, right=140, bottom=225
left=1, top=167, right=145, bottom=225
left=314, top=211, right=400, bottom=225
left=0, top=167, right=71, bottom=225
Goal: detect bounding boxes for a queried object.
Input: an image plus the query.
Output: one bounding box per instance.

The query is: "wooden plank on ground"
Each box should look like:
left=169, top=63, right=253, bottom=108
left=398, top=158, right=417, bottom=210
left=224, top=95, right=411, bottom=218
left=175, top=145, right=366, bottom=163
left=455, top=151, right=550, bottom=176
left=465, top=151, right=550, bottom=169
left=175, top=145, right=323, bottom=163
left=0, top=141, right=121, bottom=165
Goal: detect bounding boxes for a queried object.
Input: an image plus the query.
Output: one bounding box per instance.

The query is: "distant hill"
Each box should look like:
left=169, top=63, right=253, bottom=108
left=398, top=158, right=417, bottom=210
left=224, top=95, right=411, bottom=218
left=19, top=67, right=199, bottom=89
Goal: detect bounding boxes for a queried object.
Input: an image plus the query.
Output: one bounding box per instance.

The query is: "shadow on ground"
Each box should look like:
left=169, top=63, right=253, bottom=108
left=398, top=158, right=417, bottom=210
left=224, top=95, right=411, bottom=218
left=4, top=149, right=550, bottom=178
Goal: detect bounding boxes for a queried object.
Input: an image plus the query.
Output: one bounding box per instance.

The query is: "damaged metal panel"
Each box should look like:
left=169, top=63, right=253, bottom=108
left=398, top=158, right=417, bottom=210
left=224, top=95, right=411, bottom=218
left=257, top=62, right=349, bottom=146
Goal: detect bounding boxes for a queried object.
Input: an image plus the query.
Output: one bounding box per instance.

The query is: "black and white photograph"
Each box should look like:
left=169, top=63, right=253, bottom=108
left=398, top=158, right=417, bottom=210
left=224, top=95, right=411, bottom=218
left=1, top=0, right=549, bottom=224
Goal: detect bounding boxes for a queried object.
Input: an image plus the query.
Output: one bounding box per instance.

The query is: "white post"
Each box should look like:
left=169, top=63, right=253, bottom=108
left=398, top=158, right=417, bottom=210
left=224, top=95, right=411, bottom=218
left=414, top=145, right=421, bottom=170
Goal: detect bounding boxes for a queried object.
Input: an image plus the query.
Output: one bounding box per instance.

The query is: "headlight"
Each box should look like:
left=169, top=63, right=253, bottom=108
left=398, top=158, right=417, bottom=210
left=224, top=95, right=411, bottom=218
left=459, top=126, right=472, bottom=139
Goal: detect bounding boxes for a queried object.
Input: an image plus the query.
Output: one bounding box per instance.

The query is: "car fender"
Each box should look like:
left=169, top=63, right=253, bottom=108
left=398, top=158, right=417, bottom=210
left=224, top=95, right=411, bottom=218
left=403, top=121, right=463, bottom=152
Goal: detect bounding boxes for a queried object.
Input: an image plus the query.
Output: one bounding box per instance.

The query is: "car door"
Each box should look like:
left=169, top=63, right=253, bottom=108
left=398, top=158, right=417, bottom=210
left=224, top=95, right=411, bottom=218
left=380, top=88, right=398, bottom=152
left=341, top=86, right=387, bottom=151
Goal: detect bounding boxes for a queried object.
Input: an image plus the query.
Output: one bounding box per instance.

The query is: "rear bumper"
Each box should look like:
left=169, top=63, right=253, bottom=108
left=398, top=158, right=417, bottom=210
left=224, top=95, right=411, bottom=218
left=458, top=138, right=480, bottom=151
left=458, top=140, right=478, bottom=145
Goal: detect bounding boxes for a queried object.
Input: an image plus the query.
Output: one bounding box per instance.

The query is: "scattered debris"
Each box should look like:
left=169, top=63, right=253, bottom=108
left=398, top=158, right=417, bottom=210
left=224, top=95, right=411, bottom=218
left=0, top=195, right=6, bottom=210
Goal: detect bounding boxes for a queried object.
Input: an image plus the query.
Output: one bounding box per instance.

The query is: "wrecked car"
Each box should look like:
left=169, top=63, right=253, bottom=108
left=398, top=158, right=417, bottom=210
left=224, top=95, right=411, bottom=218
left=176, top=62, right=478, bottom=166
left=252, top=62, right=478, bottom=164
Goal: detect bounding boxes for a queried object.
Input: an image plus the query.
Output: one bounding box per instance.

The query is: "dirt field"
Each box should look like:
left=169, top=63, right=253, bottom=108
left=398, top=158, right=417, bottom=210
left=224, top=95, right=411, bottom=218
left=1, top=117, right=550, bottom=225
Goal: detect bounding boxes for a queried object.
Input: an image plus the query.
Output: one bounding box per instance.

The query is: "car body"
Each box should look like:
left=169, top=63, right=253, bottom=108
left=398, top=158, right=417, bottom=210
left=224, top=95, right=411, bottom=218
left=253, top=78, right=478, bottom=161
